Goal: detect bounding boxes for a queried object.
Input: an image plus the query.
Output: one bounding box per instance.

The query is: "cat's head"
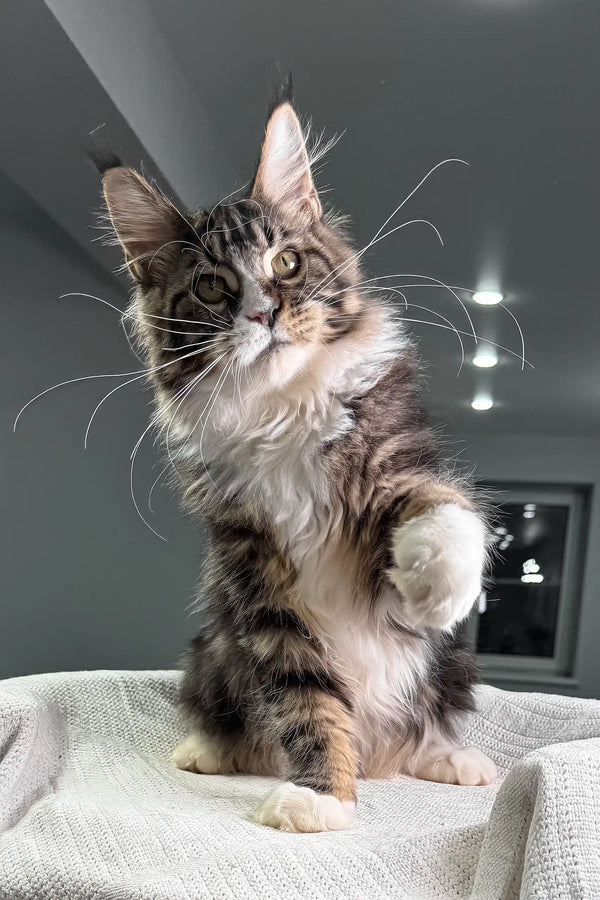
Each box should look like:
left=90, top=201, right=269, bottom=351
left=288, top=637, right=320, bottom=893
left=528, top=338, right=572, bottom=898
left=102, top=101, right=375, bottom=399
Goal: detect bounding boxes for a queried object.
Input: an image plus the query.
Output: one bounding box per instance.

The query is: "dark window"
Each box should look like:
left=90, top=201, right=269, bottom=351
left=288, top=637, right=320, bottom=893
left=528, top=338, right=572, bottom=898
left=477, top=503, right=569, bottom=658
left=466, top=484, right=588, bottom=681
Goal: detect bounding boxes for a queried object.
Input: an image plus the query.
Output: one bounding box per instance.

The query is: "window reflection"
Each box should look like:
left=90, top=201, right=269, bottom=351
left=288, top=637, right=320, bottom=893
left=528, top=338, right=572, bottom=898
left=477, top=504, right=569, bottom=658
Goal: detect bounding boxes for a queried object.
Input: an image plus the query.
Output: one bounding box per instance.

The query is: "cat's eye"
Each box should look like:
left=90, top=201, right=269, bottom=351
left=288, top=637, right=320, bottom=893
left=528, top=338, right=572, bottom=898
left=196, top=274, right=228, bottom=303
left=271, top=249, right=301, bottom=279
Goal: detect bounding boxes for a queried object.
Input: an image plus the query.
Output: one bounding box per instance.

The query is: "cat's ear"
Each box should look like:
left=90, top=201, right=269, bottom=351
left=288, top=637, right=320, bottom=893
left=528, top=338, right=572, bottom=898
left=102, top=167, right=185, bottom=284
left=251, top=103, right=322, bottom=219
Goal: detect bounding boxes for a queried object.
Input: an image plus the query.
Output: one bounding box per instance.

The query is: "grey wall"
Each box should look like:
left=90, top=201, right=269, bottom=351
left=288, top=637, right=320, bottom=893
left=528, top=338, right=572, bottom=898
left=1, top=174, right=200, bottom=678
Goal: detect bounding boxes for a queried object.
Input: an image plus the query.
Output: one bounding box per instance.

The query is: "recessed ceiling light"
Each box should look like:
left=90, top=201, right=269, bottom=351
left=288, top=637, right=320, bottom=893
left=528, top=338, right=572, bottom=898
left=473, top=349, right=498, bottom=368
left=471, top=395, right=493, bottom=411
left=473, top=291, right=503, bottom=306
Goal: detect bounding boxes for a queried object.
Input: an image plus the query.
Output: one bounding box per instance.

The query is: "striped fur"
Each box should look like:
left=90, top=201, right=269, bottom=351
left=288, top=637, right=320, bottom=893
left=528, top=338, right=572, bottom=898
left=102, top=100, right=495, bottom=831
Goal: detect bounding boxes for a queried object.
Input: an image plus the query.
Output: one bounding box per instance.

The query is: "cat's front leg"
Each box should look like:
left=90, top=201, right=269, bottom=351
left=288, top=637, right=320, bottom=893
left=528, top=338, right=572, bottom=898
left=252, top=670, right=357, bottom=833
left=388, top=483, right=487, bottom=631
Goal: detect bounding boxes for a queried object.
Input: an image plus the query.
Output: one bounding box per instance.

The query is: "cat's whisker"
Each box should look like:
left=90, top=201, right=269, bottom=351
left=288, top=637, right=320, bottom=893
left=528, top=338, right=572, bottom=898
left=59, top=291, right=226, bottom=332
left=302, top=156, right=468, bottom=306
left=195, top=356, right=236, bottom=498
left=497, top=302, right=526, bottom=371
left=341, top=276, right=525, bottom=367
left=131, top=353, right=229, bottom=536
left=370, top=158, right=468, bottom=243
left=375, top=291, right=466, bottom=375
left=14, top=342, right=219, bottom=434
left=151, top=374, right=205, bottom=494
left=129, top=418, right=169, bottom=542
left=84, top=372, right=148, bottom=450
left=396, top=316, right=534, bottom=369
left=147, top=461, right=170, bottom=513
left=164, top=336, right=226, bottom=352
left=303, top=218, right=446, bottom=309
left=309, top=273, right=478, bottom=343
left=121, top=315, right=144, bottom=364
left=84, top=341, right=227, bottom=447
left=163, top=353, right=229, bottom=480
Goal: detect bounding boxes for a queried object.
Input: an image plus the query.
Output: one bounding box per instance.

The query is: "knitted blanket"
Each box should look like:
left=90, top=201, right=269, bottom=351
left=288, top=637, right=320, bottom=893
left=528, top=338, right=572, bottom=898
left=1, top=670, right=599, bottom=899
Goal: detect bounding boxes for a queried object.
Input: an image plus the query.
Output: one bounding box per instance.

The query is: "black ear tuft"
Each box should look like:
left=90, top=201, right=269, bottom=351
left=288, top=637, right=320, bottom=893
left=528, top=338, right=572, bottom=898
left=267, top=72, right=294, bottom=118
left=86, top=146, right=124, bottom=175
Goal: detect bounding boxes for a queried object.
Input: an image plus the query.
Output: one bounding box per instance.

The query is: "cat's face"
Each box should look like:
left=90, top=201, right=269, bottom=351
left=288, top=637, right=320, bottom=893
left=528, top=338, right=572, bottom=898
left=103, top=103, right=366, bottom=396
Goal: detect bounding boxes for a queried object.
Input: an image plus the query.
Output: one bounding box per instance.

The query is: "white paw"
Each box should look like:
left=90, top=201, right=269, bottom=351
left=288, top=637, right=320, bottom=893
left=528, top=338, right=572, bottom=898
left=252, top=782, right=355, bottom=833
left=171, top=733, right=222, bottom=774
left=388, top=503, right=486, bottom=630
left=417, top=746, right=498, bottom=786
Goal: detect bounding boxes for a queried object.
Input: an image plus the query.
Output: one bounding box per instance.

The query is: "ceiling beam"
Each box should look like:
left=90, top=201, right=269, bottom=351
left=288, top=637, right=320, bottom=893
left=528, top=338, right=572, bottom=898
left=0, top=0, right=237, bottom=282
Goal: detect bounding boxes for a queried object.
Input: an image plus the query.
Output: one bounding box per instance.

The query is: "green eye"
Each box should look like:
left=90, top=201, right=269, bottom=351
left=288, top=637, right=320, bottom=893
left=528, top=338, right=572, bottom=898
left=196, top=274, right=227, bottom=303
left=271, top=249, right=301, bottom=279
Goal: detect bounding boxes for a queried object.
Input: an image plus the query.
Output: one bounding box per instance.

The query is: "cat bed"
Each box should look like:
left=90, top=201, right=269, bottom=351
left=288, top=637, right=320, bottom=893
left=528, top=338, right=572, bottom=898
left=1, top=671, right=599, bottom=900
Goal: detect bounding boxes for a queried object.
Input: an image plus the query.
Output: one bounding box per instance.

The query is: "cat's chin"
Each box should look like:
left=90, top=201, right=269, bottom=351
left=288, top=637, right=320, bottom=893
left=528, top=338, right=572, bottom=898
left=240, top=341, right=312, bottom=390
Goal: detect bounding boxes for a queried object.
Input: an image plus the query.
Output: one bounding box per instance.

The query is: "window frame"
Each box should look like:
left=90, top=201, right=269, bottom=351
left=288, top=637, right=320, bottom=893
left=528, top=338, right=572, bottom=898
left=467, top=483, right=587, bottom=682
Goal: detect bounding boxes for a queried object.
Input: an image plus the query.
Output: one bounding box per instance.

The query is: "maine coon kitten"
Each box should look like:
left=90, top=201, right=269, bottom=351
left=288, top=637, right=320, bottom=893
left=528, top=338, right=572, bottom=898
left=100, top=97, right=496, bottom=833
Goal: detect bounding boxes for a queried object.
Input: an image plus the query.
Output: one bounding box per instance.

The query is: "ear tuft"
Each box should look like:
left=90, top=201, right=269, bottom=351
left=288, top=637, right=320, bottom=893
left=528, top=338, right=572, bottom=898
left=252, top=103, right=321, bottom=220
left=102, top=168, right=184, bottom=283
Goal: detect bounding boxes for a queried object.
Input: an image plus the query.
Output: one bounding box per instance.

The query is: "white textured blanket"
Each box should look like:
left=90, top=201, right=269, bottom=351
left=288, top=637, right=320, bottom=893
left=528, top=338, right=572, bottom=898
left=1, top=671, right=599, bottom=900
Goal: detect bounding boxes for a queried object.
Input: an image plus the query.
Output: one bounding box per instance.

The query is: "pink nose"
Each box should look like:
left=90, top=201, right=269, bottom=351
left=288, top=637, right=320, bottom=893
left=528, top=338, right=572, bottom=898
left=246, top=307, right=277, bottom=328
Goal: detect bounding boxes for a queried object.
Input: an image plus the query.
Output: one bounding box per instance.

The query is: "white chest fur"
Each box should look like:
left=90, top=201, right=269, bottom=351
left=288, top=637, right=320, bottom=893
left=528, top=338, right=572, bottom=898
left=297, top=541, right=428, bottom=764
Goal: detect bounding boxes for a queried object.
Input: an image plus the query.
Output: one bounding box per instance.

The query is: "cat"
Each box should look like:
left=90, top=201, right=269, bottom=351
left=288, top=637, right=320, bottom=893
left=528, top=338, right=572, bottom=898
left=99, top=92, right=496, bottom=833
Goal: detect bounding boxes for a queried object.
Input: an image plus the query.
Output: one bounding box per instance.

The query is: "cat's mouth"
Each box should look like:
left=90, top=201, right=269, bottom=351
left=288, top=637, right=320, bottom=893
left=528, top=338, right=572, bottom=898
left=253, top=333, right=290, bottom=361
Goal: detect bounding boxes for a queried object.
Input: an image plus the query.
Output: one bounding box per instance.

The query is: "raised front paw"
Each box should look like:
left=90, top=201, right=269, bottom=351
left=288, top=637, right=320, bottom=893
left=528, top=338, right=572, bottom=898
left=388, top=503, right=486, bottom=630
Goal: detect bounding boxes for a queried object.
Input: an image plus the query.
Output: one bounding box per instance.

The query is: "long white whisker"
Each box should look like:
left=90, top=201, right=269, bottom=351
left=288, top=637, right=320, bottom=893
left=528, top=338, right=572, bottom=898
left=129, top=419, right=169, bottom=541
left=371, top=158, right=468, bottom=243
left=129, top=353, right=227, bottom=538
left=164, top=336, right=226, bottom=352
left=83, top=340, right=225, bottom=446
left=367, top=289, right=465, bottom=374
left=84, top=372, right=147, bottom=449
left=303, top=219, right=445, bottom=309
left=14, top=345, right=212, bottom=432
left=147, top=461, right=170, bottom=512
left=314, top=274, right=477, bottom=341
left=120, top=316, right=144, bottom=364
left=164, top=353, right=228, bottom=478
left=302, top=158, right=468, bottom=307
left=196, top=357, right=235, bottom=496
left=59, top=292, right=225, bottom=329
left=397, top=316, right=534, bottom=369
left=498, top=303, right=526, bottom=371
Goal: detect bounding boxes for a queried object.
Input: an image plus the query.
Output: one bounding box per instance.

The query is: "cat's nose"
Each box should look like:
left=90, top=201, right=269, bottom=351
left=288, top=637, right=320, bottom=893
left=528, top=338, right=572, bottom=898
left=246, top=301, right=279, bottom=329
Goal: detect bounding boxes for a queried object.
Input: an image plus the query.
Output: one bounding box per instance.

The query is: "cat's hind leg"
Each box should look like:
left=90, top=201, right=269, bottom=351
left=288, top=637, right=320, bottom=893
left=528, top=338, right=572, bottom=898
left=410, top=742, right=497, bottom=786
left=172, top=732, right=224, bottom=774
left=172, top=731, right=282, bottom=776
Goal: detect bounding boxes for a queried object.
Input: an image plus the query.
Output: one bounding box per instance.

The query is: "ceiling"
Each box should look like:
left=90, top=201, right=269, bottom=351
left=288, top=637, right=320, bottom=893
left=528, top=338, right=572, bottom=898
left=5, top=0, right=600, bottom=436
left=148, top=0, right=600, bottom=436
